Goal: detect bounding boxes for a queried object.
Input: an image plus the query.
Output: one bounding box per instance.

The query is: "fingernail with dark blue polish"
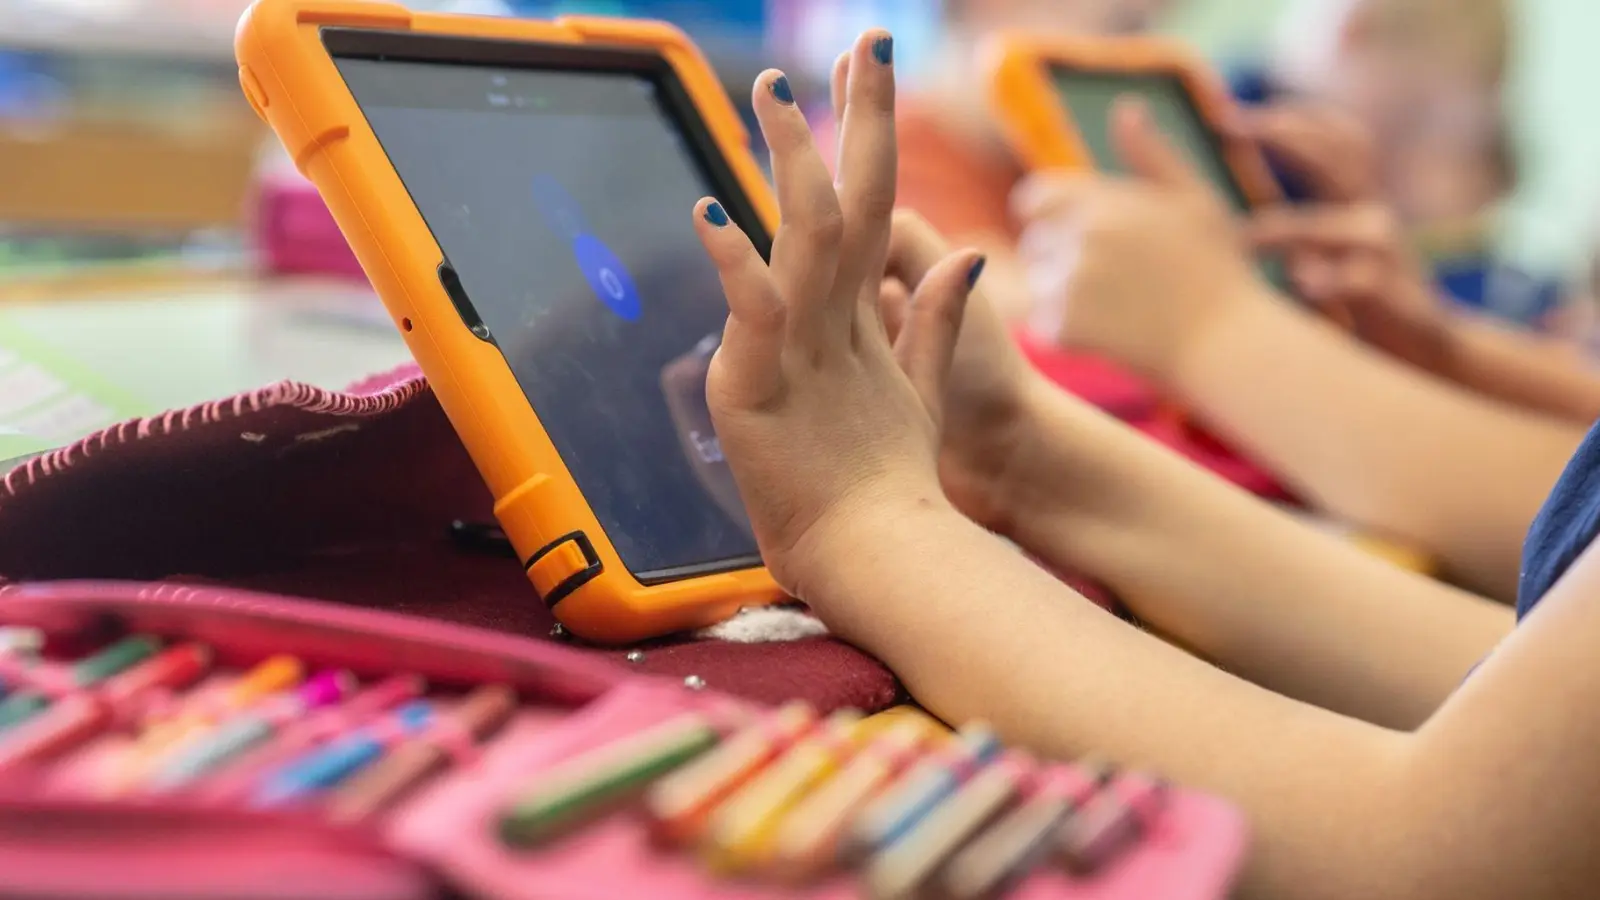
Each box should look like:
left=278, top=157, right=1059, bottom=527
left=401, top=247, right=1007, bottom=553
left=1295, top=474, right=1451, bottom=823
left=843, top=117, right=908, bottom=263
left=872, top=36, right=894, bottom=66
left=704, top=201, right=729, bottom=227
left=966, top=256, right=987, bottom=289
left=770, top=74, right=794, bottom=105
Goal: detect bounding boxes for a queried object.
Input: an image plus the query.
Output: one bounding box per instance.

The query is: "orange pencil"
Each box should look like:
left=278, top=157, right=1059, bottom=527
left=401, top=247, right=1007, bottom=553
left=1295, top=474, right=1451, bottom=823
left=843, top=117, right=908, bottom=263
left=646, top=701, right=818, bottom=846
left=767, top=719, right=931, bottom=883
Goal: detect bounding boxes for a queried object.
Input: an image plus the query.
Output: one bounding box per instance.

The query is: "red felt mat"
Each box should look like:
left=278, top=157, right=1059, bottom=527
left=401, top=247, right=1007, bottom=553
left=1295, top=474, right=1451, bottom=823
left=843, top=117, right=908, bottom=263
left=0, top=366, right=898, bottom=713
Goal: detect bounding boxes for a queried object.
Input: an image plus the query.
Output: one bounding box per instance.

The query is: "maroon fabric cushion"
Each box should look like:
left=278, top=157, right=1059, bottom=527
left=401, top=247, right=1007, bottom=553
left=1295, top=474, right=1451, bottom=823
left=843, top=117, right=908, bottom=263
left=0, top=366, right=898, bottom=713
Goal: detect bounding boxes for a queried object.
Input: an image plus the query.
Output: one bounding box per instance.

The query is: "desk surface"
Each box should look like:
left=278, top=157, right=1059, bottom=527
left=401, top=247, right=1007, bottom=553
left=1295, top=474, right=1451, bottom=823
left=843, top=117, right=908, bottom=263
left=0, top=277, right=411, bottom=459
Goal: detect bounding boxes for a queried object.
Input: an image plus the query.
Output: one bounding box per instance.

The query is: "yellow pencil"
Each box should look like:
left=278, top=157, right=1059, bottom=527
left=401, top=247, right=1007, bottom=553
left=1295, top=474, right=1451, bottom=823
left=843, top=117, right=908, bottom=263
left=701, top=709, right=863, bottom=874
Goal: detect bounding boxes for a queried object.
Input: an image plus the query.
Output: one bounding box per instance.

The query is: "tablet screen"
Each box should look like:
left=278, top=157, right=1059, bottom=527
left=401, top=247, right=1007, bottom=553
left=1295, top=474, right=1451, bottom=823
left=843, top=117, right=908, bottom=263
left=1048, top=68, right=1248, bottom=210
left=1048, top=67, right=1289, bottom=289
left=334, top=48, right=763, bottom=582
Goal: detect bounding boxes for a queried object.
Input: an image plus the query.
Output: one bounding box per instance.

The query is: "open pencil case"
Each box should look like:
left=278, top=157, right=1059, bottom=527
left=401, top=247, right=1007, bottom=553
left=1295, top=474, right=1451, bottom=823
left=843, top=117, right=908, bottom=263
left=0, top=580, right=1248, bottom=900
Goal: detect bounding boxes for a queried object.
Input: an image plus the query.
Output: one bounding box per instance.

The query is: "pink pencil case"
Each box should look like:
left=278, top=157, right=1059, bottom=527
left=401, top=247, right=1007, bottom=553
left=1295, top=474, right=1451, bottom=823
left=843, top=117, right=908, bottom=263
left=254, top=170, right=366, bottom=281
left=0, top=580, right=1247, bottom=900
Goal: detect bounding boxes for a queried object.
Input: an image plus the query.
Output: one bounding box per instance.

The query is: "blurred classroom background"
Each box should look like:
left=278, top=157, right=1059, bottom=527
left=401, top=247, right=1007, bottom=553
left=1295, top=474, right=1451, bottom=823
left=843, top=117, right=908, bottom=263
left=2, top=0, right=1598, bottom=461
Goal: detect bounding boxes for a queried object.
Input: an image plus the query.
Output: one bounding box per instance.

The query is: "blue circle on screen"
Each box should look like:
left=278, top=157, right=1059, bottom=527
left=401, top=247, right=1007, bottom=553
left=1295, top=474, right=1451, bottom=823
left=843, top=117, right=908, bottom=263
left=571, top=233, right=642, bottom=321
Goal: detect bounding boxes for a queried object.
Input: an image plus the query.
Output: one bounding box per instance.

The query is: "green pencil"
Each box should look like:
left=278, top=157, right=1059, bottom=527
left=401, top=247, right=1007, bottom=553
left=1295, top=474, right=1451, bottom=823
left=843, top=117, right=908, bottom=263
left=0, top=635, right=161, bottom=733
left=499, top=714, right=719, bottom=847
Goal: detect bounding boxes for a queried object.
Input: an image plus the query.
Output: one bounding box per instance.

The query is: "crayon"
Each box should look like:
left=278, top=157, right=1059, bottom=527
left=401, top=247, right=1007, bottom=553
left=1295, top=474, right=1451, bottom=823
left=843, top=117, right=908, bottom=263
left=326, top=684, right=518, bottom=822
left=499, top=713, right=720, bottom=848
left=865, top=758, right=1028, bottom=900
left=701, top=710, right=863, bottom=873
left=252, top=701, right=433, bottom=807
left=0, top=644, right=212, bottom=771
left=647, top=701, right=818, bottom=845
left=847, top=721, right=1003, bottom=859
left=1056, top=775, right=1168, bottom=875
left=768, top=720, right=930, bottom=882
left=145, top=670, right=354, bottom=791
left=0, top=636, right=160, bottom=733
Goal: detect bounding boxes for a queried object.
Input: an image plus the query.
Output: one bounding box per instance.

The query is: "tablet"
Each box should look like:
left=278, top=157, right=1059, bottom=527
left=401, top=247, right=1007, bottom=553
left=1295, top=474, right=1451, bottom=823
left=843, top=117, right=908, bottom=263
left=985, top=34, right=1291, bottom=289
left=236, top=1, right=784, bottom=642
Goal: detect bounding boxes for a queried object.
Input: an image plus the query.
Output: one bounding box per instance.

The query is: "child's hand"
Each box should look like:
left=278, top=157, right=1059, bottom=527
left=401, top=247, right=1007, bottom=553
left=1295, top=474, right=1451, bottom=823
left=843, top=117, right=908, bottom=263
left=1233, top=103, right=1380, bottom=202
left=691, top=31, right=983, bottom=596
left=883, top=210, right=1040, bottom=531
left=1249, top=202, right=1455, bottom=372
left=1012, top=99, right=1273, bottom=380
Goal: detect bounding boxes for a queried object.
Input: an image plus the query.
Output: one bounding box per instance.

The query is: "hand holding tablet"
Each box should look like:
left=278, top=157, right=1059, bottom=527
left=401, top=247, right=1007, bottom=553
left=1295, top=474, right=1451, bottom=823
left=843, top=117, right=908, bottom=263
left=1009, top=100, right=1272, bottom=381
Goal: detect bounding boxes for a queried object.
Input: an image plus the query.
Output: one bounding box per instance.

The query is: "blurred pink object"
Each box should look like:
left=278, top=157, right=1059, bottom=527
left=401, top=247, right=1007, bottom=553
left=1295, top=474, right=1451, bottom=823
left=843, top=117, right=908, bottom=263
left=254, top=157, right=366, bottom=281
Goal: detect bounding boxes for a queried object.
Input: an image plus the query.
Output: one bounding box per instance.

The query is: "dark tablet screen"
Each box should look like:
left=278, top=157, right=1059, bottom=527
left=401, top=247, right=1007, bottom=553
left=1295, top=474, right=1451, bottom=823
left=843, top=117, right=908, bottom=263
left=331, top=32, right=763, bottom=582
left=1049, top=66, right=1289, bottom=290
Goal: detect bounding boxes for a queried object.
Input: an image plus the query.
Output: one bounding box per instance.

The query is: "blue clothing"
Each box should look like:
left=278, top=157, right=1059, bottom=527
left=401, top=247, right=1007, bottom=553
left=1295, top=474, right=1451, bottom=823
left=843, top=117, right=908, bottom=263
left=1434, top=257, right=1565, bottom=326
left=1519, top=418, right=1600, bottom=618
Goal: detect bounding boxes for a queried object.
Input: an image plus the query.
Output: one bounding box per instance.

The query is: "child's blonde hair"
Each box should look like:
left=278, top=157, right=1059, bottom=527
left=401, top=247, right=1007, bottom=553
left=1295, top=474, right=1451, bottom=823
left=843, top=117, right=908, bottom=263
left=1349, top=0, right=1511, bottom=84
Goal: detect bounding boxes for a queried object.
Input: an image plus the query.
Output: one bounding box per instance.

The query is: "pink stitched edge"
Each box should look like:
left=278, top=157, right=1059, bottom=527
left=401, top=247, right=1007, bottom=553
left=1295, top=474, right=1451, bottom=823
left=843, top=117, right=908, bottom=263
left=0, top=376, right=429, bottom=514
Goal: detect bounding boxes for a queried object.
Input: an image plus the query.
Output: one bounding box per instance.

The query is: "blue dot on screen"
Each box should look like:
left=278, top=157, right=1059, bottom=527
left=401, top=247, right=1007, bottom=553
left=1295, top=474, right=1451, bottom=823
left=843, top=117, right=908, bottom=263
left=570, top=233, right=643, bottom=321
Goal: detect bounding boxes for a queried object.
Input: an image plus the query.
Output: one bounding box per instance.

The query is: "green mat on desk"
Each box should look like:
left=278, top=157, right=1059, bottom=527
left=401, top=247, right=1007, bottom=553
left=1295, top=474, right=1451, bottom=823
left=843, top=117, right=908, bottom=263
left=0, top=314, right=146, bottom=460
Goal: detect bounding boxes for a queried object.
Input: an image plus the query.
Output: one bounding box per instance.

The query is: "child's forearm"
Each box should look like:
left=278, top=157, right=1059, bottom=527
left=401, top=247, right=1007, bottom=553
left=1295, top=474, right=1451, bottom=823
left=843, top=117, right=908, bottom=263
left=1437, top=313, right=1600, bottom=423
left=989, top=374, right=1513, bottom=729
left=799, top=501, right=1416, bottom=900
left=1166, top=292, right=1582, bottom=601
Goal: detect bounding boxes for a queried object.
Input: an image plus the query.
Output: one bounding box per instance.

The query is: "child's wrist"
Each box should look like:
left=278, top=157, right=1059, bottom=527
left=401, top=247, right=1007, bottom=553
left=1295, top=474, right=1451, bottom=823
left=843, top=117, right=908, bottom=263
left=781, top=481, right=962, bottom=605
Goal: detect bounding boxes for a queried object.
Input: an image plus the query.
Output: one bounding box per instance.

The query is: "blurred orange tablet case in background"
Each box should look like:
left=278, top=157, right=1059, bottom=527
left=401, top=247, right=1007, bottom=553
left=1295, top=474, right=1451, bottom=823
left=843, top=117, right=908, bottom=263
left=235, top=0, right=783, bottom=643
left=983, top=32, right=1281, bottom=206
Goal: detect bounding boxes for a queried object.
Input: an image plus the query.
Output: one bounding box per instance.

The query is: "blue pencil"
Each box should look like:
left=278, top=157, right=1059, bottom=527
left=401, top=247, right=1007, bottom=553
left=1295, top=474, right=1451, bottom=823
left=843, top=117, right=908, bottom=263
left=251, top=701, right=432, bottom=807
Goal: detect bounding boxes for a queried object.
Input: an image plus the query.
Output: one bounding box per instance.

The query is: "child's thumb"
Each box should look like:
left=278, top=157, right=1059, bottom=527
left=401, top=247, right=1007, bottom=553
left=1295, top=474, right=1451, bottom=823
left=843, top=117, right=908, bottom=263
left=1109, top=96, right=1196, bottom=190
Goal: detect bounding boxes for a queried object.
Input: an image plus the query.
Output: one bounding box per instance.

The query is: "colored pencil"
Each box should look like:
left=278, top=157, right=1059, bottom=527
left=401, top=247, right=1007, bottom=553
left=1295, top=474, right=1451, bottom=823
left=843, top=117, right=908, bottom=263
left=700, top=710, right=862, bottom=874
left=647, top=701, right=817, bottom=845
left=847, top=721, right=1003, bottom=859
left=252, top=701, right=433, bottom=807
left=0, top=635, right=160, bottom=733
left=326, top=684, right=517, bottom=822
left=1056, top=775, right=1167, bottom=874
left=865, top=758, right=1028, bottom=900
left=768, top=719, right=930, bottom=883
left=499, top=713, right=719, bottom=848
left=144, top=670, right=354, bottom=792
left=0, top=644, right=212, bottom=771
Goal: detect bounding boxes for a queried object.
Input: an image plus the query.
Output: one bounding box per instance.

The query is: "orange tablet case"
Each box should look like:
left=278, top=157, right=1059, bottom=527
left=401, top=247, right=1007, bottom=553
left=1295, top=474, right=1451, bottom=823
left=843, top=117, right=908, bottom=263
left=983, top=32, right=1281, bottom=207
left=235, top=0, right=784, bottom=644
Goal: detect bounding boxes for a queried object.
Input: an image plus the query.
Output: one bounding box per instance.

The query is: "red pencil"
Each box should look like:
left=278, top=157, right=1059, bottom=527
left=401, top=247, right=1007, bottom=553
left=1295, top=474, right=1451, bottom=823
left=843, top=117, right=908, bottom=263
left=0, top=644, right=212, bottom=771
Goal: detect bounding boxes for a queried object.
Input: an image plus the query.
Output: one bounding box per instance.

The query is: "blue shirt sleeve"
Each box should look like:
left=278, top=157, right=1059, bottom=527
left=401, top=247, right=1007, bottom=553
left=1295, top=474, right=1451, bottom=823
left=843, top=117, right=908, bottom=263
left=1519, top=418, right=1600, bottom=618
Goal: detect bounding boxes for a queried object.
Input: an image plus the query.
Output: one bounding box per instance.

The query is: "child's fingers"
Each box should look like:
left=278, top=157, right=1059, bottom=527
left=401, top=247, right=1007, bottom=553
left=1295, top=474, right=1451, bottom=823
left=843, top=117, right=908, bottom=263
left=832, top=30, right=898, bottom=321
left=885, top=209, right=954, bottom=289
left=1249, top=204, right=1391, bottom=254
left=1109, top=97, right=1200, bottom=191
left=752, top=69, right=846, bottom=345
left=895, top=250, right=985, bottom=425
left=1236, top=104, right=1374, bottom=202
left=1010, top=172, right=1100, bottom=224
left=879, top=277, right=912, bottom=342
left=694, top=197, right=784, bottom=400
left=829, top=51, right=850, bottom=147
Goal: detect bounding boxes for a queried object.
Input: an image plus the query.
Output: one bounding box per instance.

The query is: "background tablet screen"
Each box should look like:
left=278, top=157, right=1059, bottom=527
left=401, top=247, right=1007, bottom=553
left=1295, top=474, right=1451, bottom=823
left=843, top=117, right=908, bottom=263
left=335, top=55, right=762, bottom=581
left=1048, top=67, right=1289, bottom=290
